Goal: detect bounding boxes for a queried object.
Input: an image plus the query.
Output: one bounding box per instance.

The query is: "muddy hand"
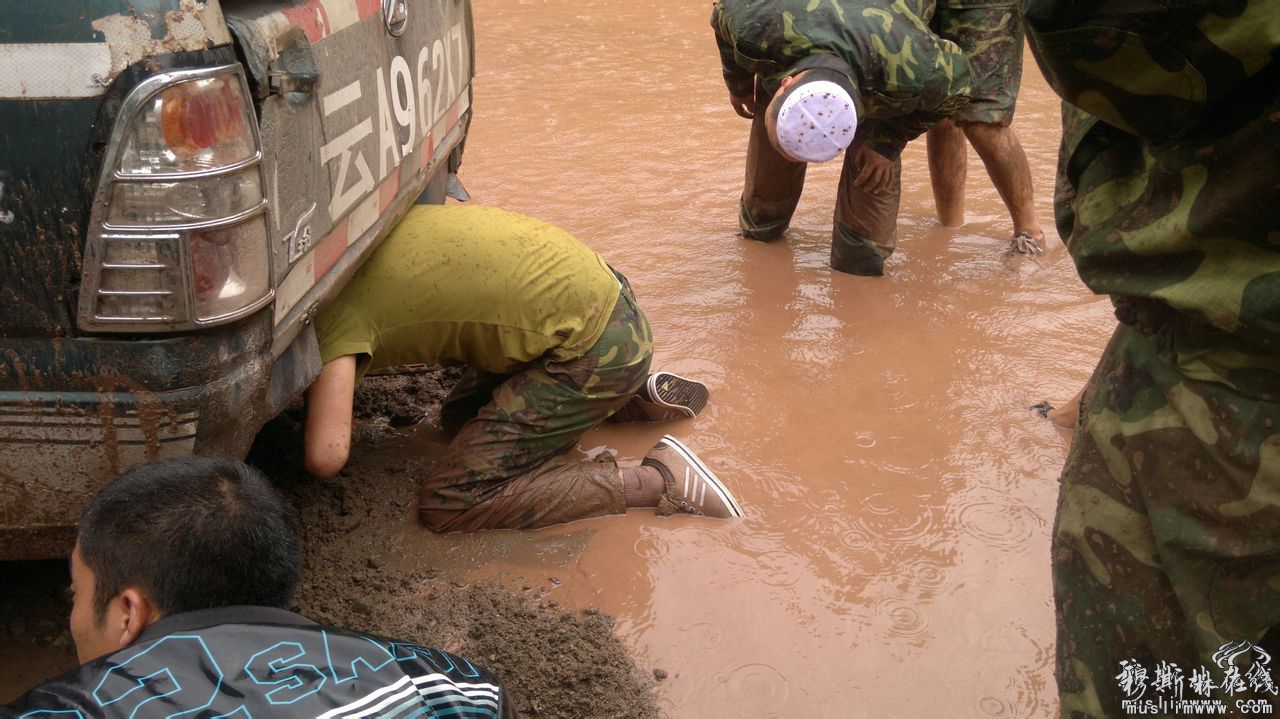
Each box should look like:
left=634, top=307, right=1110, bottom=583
left=852, top=145, right=893, bottom=195
left=730, top=93, right=755, bottom=119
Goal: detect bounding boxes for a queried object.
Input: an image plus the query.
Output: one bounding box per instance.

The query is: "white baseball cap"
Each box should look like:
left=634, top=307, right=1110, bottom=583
left=773, top=80, right=858, bottom=163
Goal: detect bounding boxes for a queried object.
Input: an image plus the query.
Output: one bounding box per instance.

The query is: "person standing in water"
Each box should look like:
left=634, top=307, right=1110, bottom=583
left=925, top=0, right=1045, bottom=254
left=1024, top=0, right=1280, bottom=713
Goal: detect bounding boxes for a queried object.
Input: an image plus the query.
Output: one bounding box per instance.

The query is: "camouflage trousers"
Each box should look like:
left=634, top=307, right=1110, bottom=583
left=1055, top=319, right=1280, bottom=717
left=930, top=0, right=1023, bottom=126
left=739, top=80, right=900, bottom=276
left=417, top=276, right=653, bottom=532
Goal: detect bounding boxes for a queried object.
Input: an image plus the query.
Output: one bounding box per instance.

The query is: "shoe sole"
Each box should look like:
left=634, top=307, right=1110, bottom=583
left=647, top=373, right=709, bottom=418
left=657, top=435, right=744, bottom=518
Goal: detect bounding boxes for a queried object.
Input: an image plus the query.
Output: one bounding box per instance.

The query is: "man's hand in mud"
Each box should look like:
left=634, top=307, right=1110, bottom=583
left=852, top=145, right=893, bottom=194
left=730, top=94, right=755, bottom=119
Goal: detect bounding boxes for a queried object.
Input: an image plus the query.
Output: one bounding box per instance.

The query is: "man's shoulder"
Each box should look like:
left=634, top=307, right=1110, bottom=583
left=720, top=0, right=916, bottom=19
left=720, top=0, right=937, bottom=58
left=3, top=608, right=508, bottom=718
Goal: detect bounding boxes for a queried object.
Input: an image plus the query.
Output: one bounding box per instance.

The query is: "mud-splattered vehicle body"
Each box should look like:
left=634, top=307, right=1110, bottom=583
left=0, top=0, right=474, bottom=558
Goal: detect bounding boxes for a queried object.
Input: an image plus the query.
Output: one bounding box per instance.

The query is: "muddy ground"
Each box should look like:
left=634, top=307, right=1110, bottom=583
left=1, top=370, right=658, bottom=718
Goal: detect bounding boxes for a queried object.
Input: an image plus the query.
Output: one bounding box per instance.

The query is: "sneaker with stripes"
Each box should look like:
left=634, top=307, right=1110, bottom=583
left=642, top=435, right=743, bottom=518
left=608, top=372, right=710, bottom=423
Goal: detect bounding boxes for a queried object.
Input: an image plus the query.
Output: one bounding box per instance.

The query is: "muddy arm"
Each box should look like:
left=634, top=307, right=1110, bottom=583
left=304, top=355, right=357, bottom=479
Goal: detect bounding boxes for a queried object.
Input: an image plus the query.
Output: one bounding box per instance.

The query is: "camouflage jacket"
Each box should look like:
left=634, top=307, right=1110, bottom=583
left=1025, top=0, right=1280, bottom=386
left=710, top=0, right=972, bottom=158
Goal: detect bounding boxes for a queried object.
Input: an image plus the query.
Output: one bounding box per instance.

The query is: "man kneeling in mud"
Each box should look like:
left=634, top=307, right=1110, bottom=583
left=304, top=204, right=744, bottom=531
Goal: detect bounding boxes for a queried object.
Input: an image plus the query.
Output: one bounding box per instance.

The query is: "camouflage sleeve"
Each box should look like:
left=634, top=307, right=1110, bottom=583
left=710, top=1, right=755, bottom=98
left=860, top=34, right=972, bottom=157
left=1026, top=0, right=1280, bottom=357
left=862, top=94, right=969, bottom=158
left=1024, top=0, right=1280, bottom=140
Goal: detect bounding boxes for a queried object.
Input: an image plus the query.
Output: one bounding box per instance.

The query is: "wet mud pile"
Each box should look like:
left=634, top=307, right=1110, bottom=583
left=250, top=370, right=658, bottom=719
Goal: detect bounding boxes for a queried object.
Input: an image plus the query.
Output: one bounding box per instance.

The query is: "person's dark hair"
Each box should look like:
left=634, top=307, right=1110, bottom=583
left=78, top=456, right=301, bottom=619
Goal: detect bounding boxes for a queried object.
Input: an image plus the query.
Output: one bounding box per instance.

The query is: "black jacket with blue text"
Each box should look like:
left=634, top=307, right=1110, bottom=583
left=2, top=606, right=517, bottom=718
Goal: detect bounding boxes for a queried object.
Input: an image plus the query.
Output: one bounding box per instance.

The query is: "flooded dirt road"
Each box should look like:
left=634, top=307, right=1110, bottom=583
left=399, top=1, right=1112, bottom=716
left=0, top=2, right=1114, bottom=716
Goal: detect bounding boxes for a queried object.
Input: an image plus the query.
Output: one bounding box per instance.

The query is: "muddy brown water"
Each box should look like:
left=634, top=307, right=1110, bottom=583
left=0, top=1, right=1114, bottom=716
left=399, top=1, right=1110, bottom=716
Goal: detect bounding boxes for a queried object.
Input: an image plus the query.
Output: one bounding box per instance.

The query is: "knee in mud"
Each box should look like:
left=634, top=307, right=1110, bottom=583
left=417, top=505, right=456, bottom=533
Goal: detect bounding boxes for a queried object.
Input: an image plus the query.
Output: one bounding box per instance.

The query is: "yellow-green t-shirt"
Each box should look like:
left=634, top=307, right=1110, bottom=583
left=315, top=204, right=621, bottom=379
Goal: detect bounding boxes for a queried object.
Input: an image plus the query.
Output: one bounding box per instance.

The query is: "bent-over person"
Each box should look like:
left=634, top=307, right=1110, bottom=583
left=711, top=0, right=972, bottom=275
left=305, top=204, right=744, bottom=531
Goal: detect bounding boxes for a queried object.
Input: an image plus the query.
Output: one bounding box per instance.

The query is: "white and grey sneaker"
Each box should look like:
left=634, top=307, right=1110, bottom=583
left=609, top=372, right=710, bottom=423
left=643, top=435, right=743, bottom=518
left=645, top=372, right=709, bottom=418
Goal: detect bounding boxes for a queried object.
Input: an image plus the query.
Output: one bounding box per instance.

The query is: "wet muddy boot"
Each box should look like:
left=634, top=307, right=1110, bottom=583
left=830, top=230, right=886, bottom=276
left=739, top=203, right=791, bottom=243
left=643, top=435, right=744, bottom=518
left=608, top=372, right=710, bottom=423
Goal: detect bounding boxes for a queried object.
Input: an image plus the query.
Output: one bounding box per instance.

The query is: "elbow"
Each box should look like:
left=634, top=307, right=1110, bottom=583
left=304, top=443, right=350, bottom=479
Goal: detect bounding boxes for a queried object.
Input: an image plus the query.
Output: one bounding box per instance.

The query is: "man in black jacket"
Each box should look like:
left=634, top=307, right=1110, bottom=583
left=2, top=456, right=516, bottom=718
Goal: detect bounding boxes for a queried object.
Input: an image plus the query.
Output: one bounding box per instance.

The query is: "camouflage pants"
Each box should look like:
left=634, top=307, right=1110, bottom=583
left=931, top=0, right=1023, bottom=126
left=417, top=277, right=653, bottom=532
left=1055, top=320, right=1280, bottom=717
left=739, top=80, right=900, bottom=275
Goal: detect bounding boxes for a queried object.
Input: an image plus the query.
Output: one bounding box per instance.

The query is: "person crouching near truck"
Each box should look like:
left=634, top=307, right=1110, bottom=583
left=303, top=204, right=745, bottom=530
left=1, top=456, right=516, bottom=717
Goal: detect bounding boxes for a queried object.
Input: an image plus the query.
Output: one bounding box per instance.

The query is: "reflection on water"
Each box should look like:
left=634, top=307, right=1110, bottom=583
left=404, top=0, right=1115, bottom=715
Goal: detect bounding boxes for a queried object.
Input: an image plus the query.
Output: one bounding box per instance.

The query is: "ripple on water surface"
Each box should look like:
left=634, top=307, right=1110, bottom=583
left=714, top=663, right=791, bottom=715
left=978, top=695, right=1010, bottom=716
left=948, top=486, right=1045, bottom=551
left=874, top=596, right=933, bottom=645
left=632, top=531, right=671, bottom=561
left=854, top=491, right=939, bottom=546
left=904, top=557, right=949, bottom=594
